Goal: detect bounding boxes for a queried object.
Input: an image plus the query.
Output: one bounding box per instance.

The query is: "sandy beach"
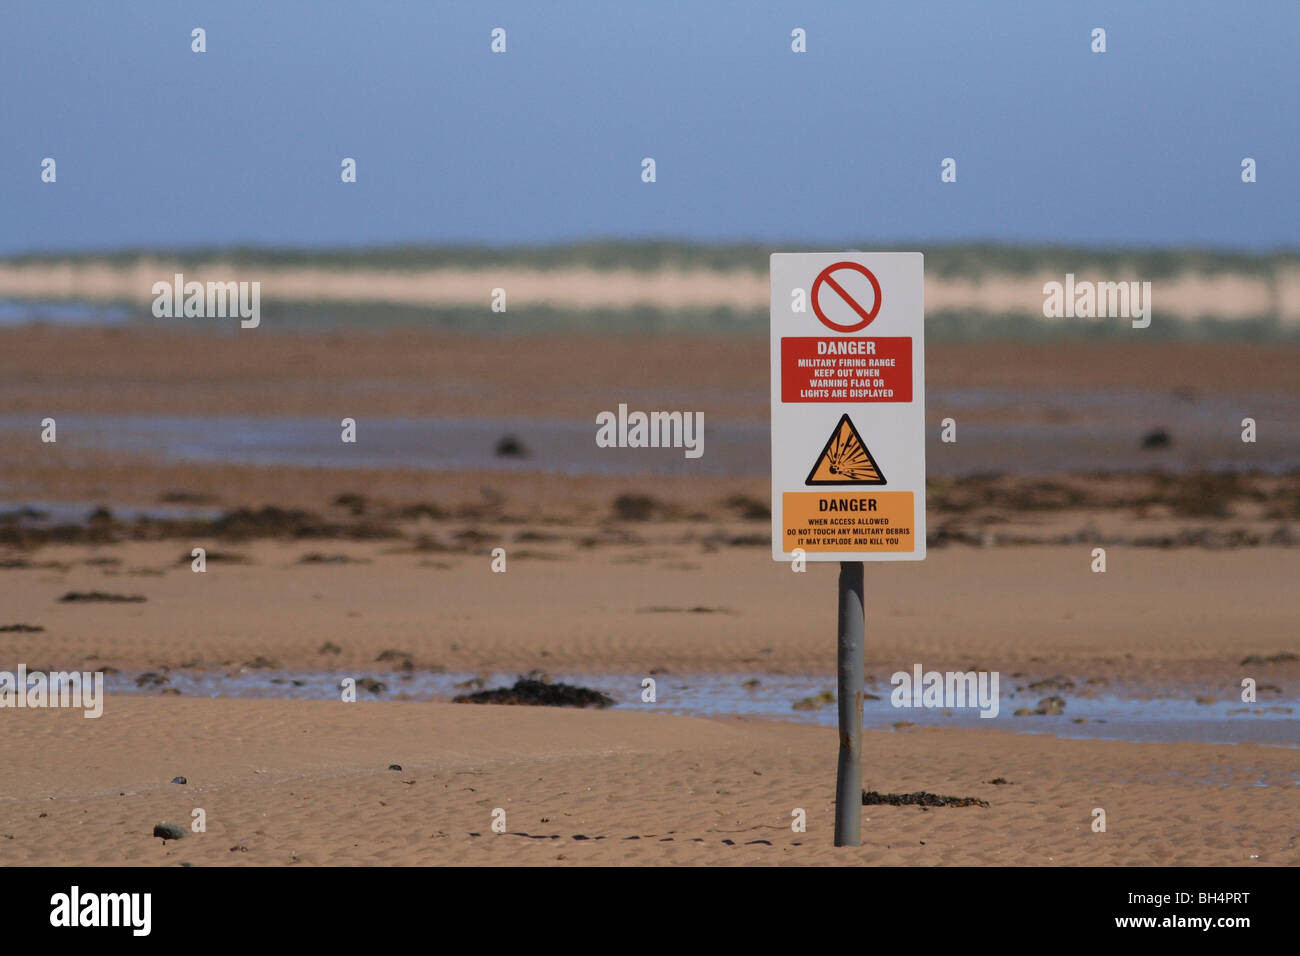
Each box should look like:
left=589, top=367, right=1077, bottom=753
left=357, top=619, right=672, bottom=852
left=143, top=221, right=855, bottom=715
left=3, top=698, right=1296, bottom=866
left=2, top=326, right=1298, bottom=420
left=2, top=536, right=1297, bottom=687
left=1, top=326, right=1297, bottom=867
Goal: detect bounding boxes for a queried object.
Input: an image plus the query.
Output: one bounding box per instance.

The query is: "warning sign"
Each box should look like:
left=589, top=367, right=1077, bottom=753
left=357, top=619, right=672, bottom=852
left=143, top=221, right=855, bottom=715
left=780, top=337, right=912, bottom=402
left=770, top=252, right=925, bottom=562
left=782, top=492, right=914, bottom=553
left=805, top=414, right=885, bottom=485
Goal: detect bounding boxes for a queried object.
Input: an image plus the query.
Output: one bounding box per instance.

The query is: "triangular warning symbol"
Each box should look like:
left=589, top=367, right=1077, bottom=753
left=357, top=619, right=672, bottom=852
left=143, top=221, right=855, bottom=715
left=805, top=414, right=886, bottom=485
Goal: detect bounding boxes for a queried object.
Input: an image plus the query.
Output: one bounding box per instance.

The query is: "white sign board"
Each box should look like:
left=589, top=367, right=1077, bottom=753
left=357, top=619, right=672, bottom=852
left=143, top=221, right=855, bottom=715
left=770, top=252, right=926, bottom=562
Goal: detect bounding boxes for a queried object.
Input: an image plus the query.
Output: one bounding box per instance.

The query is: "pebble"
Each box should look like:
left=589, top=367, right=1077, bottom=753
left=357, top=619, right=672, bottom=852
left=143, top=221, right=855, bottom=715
left=153, top=822, right=186, bottom=841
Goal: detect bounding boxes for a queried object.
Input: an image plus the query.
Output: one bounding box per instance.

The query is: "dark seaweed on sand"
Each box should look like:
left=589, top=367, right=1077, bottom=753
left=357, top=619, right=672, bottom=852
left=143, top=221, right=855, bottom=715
left=611, top=493, right=661, bottom=521
left=863, top=790, right=990, bottom=808
left=1240, top=652, right=1299, bottom=665
left=58, top=591, right=146, bottom=603
left=453, top=678, right=615, bottom=709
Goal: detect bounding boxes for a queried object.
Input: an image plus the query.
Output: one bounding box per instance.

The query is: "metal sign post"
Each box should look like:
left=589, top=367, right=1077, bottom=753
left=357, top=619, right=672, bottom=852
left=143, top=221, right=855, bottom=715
left=834, top=560, right=865, bottom=846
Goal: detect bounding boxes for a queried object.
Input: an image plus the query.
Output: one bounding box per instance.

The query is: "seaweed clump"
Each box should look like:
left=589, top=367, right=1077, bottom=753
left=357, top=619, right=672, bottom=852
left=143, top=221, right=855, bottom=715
left=862, top=790, right=989, bottom=808
left=453, top=678, right=614, bottom=709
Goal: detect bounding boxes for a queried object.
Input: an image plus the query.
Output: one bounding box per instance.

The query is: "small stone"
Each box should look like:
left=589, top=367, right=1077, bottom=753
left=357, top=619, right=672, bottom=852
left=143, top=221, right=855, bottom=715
left=171, top=776, right=187, bottom=785
left=388, top=764, right=402, bottom=771
left=153, top=822, right=186, bottom=841
left=1140, top=428, right=1172, bottom=449
left=494, top=435, right=529, bottom=458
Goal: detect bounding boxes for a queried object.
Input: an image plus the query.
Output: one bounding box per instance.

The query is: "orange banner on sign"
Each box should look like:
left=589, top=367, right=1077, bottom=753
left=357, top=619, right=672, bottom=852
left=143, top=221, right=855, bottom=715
left=781, top=492, right=915, bottom=553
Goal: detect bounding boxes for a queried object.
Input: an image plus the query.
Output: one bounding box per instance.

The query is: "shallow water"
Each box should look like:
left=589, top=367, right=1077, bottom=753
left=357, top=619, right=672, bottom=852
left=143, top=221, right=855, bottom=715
left=0, top=500, right=223, bottom=525
left=0, top=300, right=130, bottom=326
left=3, top=399, right=1298, bottom=477
left=103, top=669, right=1300, bottom=752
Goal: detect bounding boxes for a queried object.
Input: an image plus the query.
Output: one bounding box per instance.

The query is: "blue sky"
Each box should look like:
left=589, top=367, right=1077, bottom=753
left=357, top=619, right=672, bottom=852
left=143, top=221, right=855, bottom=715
left=2, top=0, right=1296, bottom=254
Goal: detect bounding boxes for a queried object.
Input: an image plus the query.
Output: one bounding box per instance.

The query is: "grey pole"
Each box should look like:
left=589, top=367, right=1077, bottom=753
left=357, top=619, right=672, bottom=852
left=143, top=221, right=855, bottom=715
left=834, top=560, right=865, bottom=847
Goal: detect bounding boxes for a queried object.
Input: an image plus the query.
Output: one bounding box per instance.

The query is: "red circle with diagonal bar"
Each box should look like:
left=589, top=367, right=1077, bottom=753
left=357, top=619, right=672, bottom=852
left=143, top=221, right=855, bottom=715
left=811, top=261, right=883, bottom=333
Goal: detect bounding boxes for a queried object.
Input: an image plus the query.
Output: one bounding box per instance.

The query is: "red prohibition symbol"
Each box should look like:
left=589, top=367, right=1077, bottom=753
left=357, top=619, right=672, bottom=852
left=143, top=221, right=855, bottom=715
left=811, top=261, right=883, bottom=333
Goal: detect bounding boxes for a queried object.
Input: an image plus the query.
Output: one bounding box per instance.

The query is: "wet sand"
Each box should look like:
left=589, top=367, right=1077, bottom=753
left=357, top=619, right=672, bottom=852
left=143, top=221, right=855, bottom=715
left=3, top=328, right=1299, bottom=480
left=2, top=327, right=1297, bottom=420
left=1, top=326, right=1297, bottom=866
left=2, top=536, right=1297, bottom=688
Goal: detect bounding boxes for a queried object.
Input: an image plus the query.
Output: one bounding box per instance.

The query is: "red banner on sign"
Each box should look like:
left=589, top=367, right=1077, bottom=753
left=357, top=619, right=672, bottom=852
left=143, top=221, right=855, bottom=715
left=780, top=337, right=912, bottom=403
